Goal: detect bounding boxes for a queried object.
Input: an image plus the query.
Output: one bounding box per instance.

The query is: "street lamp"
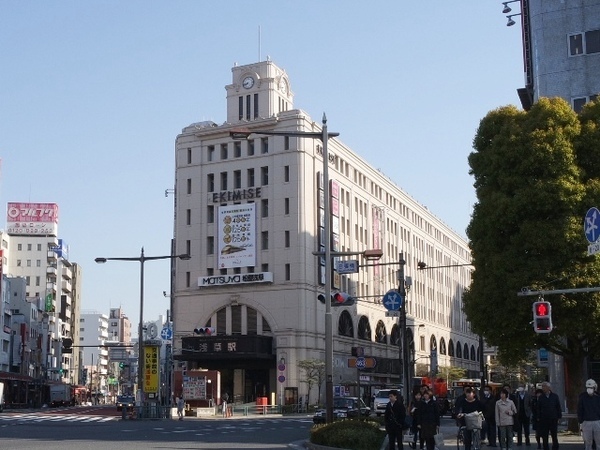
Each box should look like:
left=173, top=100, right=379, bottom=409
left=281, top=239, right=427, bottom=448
left=95, top=247, right=190, bottom=414
left=231, top=114, right=341, bottom=423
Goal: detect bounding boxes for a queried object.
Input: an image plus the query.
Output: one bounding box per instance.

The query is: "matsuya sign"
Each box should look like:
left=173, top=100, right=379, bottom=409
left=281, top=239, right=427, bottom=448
left=198, top=272, right=273, bottom=287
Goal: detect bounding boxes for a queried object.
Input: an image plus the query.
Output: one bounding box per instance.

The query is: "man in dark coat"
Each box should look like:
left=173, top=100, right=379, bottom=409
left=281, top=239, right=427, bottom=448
left=481, top=385, right=498, bottom=447
left=385, top=389, right=407, bottom=450
left=536, top=382, right=562, bottom=450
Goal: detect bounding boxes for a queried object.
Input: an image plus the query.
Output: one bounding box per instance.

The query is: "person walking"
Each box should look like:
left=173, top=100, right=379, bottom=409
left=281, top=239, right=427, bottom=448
left=457, top=387, right=483, bottom=450
left=536, top=382, right=562, bottom=450
left=482, top=385, right=498, bottom=447
left=515, top=386, right=532, bottom=446
left=176, top=396, right=185, bottom=420
left=417, top=389, right=440, bottom=450
left=578, top=379, right=600, bottom=450
left=409, top=391, right=424, bottom=449
left=531, top=389, right=543, bottom=449
left=385, top=389, right=407, bottom=450
left=496, top=388, right=518, bottom=450
left=222, top=392, right=229, bottom=417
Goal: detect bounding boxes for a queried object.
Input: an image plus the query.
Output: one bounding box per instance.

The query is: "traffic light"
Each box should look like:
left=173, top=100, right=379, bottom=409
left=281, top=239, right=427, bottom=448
left=533, top=300, right=553, bottom=334
left=194, top=327, right=215, bottom=336
left=82, top=368, right=88, bottom=383
left=61, top=338, right=73, bottom=354
left=119, top=362, right=124, bottom=369
left=318, top=291, right=356, bottom=306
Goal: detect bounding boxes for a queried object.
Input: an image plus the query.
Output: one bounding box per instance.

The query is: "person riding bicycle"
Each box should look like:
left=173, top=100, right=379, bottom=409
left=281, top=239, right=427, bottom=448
left=457, top=387, right=483, bottom=450
left=496, top=388, right=517, bottom=450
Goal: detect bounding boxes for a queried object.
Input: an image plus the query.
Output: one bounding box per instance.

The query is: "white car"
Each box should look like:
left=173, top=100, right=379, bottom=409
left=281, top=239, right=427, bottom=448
left=374, top=389, right=392, bottom=417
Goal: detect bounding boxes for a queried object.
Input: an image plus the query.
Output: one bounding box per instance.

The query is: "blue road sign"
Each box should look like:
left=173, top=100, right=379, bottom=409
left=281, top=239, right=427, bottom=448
left=585, top=207, right=600, bottom=243
left=355, top=357, right=366, bottom=369
left=161, top=327, right=173, bottom=340
left=382, top=290, right=403, bottom=311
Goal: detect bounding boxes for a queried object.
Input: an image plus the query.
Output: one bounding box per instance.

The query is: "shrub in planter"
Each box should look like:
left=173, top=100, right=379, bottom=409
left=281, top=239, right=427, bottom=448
left=311, top=418, right=386, bottom=450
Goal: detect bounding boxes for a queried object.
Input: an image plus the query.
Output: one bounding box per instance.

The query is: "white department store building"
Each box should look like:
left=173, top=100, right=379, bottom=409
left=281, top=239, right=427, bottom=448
left=172, top=59, right=477, bottom=405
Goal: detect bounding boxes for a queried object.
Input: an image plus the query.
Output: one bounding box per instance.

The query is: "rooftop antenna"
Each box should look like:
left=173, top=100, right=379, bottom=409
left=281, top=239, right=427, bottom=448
left=258, top=26, right=261, bottom=61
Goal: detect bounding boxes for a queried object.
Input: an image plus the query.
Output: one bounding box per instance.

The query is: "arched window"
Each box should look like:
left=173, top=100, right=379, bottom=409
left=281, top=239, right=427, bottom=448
left=390, top=324, right=400, bottom=346
left=456, top=341, right=463, bottom=358
left=464, top=343, right=469, bottom=359
left=430, top=335, right=437, bottom=352
left=448, top=339, right=455, bottom=357
left=338, top=311, right=354, bottom=337
left=439, top=337, right=447, bottom=355
left=357, top=316, right=372, bottom=341
left=470, top=345, right=476, bottom=361
left=375, top=321, right=387, bottom=344
left=476, top=345, right=480, bottom=362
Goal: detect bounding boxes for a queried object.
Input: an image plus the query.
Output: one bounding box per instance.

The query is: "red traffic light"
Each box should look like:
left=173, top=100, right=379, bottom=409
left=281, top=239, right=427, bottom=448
left=532, top=301, right=552, bottom=334
left=194, top=327, right=215, bottom=335
left=534, top=302, right=549, bottom=316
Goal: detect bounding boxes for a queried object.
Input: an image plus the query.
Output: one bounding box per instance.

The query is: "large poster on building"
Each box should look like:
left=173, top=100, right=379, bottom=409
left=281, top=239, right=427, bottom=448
left=217, top=203, right=256, bottom=269
left=6, top=202, right=59, bottom=236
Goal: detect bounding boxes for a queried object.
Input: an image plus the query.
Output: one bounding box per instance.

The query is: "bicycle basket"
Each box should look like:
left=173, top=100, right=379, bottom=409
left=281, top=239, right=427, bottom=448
left=464, top=412, right=482, bottom=430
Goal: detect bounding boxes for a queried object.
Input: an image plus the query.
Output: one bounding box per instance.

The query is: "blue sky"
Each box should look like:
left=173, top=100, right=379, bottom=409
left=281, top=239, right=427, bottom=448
left=0, top=1, right=524, bottom=330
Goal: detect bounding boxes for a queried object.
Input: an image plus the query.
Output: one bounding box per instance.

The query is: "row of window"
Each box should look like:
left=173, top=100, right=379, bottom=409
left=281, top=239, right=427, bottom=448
left=15, top=259, right=43, bottom=267
left=15, top=243, right=44, bottom=251
left=569, top=29, right=600, bottom=56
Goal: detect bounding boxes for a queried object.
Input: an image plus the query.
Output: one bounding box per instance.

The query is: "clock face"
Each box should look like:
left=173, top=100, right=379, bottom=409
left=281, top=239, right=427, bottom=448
left=242, top=76, right=254, bottom=89
left=279, top=78, right=287, bottom=94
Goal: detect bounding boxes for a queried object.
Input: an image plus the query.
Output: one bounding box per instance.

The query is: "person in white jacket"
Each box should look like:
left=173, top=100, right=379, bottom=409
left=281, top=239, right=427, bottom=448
left=496, top=388, right=518, bottom=450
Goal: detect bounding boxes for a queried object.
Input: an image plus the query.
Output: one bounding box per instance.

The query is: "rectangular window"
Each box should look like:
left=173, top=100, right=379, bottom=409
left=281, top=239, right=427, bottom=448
left=207, top=173, right=214, bottom=192
left=246, top=95, right=251, bottom=120
left=284, top=198, right=290, bottom=215
left=37, top=244, right=42, bottom=251
left=285, top=231, right=290, bottom=247
left=234, top=142, right=241, bottom=158
left=220, top=268, right=227, bottom=275
left=186, top=272, right=191, bottom=288
left=35, top=276, right=40, bottom=286
left=285, top=264, right=291, bottom=281
left=284, top=136, right=290, bottom=150
left=186, top=209, right=191, bottom=225
left=25, top=276, right=30, bottom=286
left=261, top=138, right=268, bottom=154
left=248, top=168, right=255, bottom=187
left=284, top=165, right=290, bottom=182
left=17, top=244, right=22, bottom=251
left=36, top=260, right=41, bottom=267
left=27, top=260, right=31, bottom=267
left=187, top=147, right=192, bottom=164
left=187, top=178, right=192, bottom=195
left=220, top=172, right=228, bottom=190
left=234, top=170, right=242, bottom=189
left=261, top=199, right=268, bottom=218
left=586, top=29, right=600, bottom=54
left=248, top=140, right=255, bottom=156
left=574, top=97, right=587, bottom=113
left=207, top=236, right=214, bottom=254
left=186, top=240, right=191, bottom=256
left=234, top=267, right=241, bottom=274
left=261, top=263, right=269, bottom=273
left=221, top=143, right=228, bottom=160
left=17, top=259, right=21, bottom=266
left=261, top=231, right=269, bottom=250
left=27, top=244, right=32, bottom=251
left=254, top=93, right=259, bottom=118
left=238, top=96, right=243, bottom=120
left=208, top=145, right=215, bottom=162
left=207, top=205, right=215, bottom=223
left=207, top=268, right=214, bottom=276
left=570, top=33, right=584, bottom=55
left=261, top=166, right=269, bottom=185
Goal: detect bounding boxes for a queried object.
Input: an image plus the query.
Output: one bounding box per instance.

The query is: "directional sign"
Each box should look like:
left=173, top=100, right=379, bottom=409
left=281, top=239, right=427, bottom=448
left=278, top=375, right=286, bottom=383
left=382, top=290, right=402, bottom=311
left=348, top=357, right=377, bottom=369
left=585, top=207, right=600, bottom=243
left=161, top=327, right=173, bottom=340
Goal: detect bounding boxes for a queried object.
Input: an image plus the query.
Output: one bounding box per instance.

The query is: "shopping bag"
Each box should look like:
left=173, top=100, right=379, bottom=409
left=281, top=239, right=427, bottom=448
left=434, top=432, right=444, bottom=450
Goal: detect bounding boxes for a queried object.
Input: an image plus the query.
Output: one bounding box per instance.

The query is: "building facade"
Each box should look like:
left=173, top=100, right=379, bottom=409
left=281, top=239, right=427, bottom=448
left=171, top=60, right=477, bottom=405
left=515, top=0, right=600, bottom=110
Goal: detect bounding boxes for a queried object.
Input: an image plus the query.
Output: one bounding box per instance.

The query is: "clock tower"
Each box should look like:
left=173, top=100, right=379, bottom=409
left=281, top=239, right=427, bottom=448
left=225, top=59, right=293, bottom=124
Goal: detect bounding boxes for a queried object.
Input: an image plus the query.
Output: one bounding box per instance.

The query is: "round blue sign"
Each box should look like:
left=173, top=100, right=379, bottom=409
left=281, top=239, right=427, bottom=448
left=160, top=327, right=173, bottom=340
left=585, top=207, right=600, bottom=243
left=382, top=290, right=403, bottom=311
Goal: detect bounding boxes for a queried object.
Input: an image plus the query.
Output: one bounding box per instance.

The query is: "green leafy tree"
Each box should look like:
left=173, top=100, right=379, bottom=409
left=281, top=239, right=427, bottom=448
left=298, top=359, right=326, bottom=407
left=464, top=97, right=600, bottom=428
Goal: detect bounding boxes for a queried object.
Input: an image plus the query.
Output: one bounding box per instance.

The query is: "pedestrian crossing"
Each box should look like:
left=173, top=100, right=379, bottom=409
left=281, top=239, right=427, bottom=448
left=0, top=412, right=117, bottom=424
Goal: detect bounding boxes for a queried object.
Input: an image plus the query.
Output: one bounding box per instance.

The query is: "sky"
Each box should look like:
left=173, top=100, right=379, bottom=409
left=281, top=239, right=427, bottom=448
left=0, top=1, right=525, bottom=333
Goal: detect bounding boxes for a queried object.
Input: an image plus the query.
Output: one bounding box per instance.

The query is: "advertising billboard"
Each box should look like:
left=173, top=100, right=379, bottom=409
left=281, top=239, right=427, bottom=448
left=6, top=202, right=59, bottom=236
left=143, top=345, right=159, bottom=394
left=217, top=203, right=256, bottom=269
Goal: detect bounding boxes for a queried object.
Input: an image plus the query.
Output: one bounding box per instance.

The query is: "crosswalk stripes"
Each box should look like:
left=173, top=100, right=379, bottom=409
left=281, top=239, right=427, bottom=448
left=0, top=413, right=116, bottom=424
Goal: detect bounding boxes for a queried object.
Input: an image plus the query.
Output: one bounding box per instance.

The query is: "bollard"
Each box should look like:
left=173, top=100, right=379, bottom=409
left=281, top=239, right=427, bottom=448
left=122, top=407, right=127, bottom=420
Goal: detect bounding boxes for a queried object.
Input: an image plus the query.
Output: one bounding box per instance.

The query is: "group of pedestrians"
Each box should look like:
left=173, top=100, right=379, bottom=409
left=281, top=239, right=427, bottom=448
left=454, top=382, right=562, bottom=450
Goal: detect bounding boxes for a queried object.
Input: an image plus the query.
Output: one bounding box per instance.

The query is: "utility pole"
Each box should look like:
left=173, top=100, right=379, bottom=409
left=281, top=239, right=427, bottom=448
left=398, top=253, right=410, bottom=404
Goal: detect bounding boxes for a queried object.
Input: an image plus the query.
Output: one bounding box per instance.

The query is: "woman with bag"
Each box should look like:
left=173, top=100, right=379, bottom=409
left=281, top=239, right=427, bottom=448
left=496, top=388, right=518, bottom=450
left=385, top=390, right=407, bottom=450
left=417, top=389, right=441, bottom=450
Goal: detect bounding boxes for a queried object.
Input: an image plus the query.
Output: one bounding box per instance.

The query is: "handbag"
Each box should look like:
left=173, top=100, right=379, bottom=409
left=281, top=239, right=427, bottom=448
left=434, top=433, right=444, bottom=449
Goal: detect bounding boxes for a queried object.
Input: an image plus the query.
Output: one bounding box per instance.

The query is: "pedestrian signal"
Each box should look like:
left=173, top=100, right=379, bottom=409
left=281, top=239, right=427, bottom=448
left=532, top=300, right=553, bottom=334
left=317, top=292, right=356, bottom=306
left=194, top=327, right=215, bottom=336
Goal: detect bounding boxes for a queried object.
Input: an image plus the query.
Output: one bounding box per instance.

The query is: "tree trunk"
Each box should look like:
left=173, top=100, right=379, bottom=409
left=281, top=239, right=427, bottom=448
left=563, top=350, right=586, bottom=432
